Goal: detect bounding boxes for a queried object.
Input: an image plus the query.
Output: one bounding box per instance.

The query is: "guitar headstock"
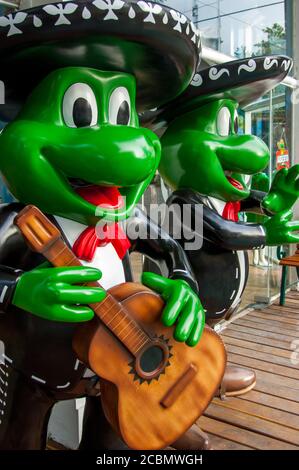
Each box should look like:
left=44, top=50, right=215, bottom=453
left=14, top=205, right=61, bottom=254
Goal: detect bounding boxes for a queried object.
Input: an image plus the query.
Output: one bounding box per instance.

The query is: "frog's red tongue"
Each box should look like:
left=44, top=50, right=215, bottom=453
left=226, top=176, right=244, bottom=191
left=76, top=185, right=124, bottom=209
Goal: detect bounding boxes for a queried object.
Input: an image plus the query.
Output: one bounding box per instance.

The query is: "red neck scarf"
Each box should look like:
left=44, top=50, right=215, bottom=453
left=73, top=186, right=131, bottom=262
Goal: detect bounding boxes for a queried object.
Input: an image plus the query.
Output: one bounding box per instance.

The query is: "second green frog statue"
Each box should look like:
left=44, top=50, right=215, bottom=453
left=143, top=55, right=298, bottom=397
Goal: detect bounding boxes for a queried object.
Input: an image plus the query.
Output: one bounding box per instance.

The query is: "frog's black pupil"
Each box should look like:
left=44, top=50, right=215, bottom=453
left=117, top=100, right=130, bottom=125
left=234, top=118, right=239, bottom=134
left=73, top=97, right=93, bottom=127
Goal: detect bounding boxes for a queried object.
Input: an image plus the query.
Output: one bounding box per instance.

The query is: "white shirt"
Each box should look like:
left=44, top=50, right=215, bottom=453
left=54, top=216, right=126, bottom=289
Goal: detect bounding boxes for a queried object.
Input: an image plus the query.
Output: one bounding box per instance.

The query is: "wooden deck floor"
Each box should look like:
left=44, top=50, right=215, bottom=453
left=198, top=292, right=299, bottom=450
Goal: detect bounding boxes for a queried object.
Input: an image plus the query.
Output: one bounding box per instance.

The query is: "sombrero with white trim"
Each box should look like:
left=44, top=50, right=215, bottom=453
left=140, top=55, right=293, bottom=130
left=0, top=0, right=201, bottom=121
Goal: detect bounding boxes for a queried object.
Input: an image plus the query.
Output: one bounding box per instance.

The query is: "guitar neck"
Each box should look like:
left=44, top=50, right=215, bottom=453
left=41, top=238, right=151, bottom=357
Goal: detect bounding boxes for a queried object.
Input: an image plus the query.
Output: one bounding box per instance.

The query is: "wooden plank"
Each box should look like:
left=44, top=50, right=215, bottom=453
left=263, top=308, right=299, bottom=320
left=248, top=310, right=299, bottom=326
left=227, top=323, right=294, bottom=345
left=255, top=379, right=299, bottom=402
left=222, top=335, right=292, bottom=359
left=238, top=389, right=299, bottom=416
left=198, top=416, right=298, bottom=450
left=213, top=397, right=299, bottom=430
left=206, top=433, right=253, bottom=450
left=226, top=344, right=299, bottom=373
left=222, top=328, right=293, bottom=351
left=205, top=403, right=299, bottom=446
left=228, top=353, right=299, bottom=382
left=285, top=292, right=299, bottom=298
left=278, top=303, right=299, bottom=311
left=280, top=298, right=299, bottom=307
left=199, top=298, right=299, bottom=450
left=283, top=293, right=299, bottom=301
left=285, top=297, right=299, bottom=304
left=241, top=315, right=299, bottom=332
left=228, top=365, right=299, bottom=401
left=235, top=318, right=299, bottom=338
left=270, top=305, right=299, bottom=318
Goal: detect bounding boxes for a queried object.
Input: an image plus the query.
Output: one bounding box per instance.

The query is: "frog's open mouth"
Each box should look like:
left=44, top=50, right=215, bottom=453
left=224, top=171, right=244, bottom=191
left=68, top=177, right=124, bottom=210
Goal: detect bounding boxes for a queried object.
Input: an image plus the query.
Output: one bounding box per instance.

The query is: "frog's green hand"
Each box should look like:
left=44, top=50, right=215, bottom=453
left=264, top=209, right=299, bottom=245
left=142, top=272, right=205, bottom=347
left=262, top=165, right=299, bottom=214
left=12, top=266, right=106, bottom=322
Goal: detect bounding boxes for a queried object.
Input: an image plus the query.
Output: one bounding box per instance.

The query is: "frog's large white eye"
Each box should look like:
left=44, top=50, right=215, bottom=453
left=63, top=83, right=98, bottom=128
left=217, top=107, right=231, bottom=136
left=109, top=87, right=131, bottom=126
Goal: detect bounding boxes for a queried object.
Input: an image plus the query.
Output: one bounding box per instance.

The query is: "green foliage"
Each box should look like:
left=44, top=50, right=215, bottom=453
left=235, top=23, right=286, bottom=58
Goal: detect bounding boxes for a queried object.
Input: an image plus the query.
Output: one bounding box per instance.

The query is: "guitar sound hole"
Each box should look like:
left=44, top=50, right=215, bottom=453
left=134, top=340, right=170, bottom=381
left=139, top=346, right=164, bottom=373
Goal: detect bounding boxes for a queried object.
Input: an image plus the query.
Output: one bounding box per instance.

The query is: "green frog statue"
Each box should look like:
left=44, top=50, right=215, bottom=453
left=142, top=55, right=298, bottom=398
left=0, top=0, right=211, bottom=450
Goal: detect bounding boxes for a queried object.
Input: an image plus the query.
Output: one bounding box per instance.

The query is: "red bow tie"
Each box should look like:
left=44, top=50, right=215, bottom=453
left=73, top=186, right=131, bottom=262
left=222, top=201, right=241, bottom=222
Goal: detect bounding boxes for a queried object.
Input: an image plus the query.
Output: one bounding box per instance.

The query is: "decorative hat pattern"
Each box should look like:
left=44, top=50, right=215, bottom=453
left=141, top=55, right=293, bottom=130
left=0, top=0, right=201, bottom=120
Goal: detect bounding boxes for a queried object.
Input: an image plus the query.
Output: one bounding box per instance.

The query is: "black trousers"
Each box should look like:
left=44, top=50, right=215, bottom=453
left=0, top=364, right=126, bottom=450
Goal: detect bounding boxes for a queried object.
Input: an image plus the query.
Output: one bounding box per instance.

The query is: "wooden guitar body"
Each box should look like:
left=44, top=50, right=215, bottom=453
left=73, top=282, right=226, bottom=450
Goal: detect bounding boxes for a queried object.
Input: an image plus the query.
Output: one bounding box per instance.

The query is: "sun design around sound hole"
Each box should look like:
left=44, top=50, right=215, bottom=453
left=128, top=335, right=173, bottom=384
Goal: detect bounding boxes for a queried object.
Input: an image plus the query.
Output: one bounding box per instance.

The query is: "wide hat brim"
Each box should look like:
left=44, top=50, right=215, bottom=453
left=141, top=55, right=293, bottom=130
left=0, top=0, right=201, bottom=121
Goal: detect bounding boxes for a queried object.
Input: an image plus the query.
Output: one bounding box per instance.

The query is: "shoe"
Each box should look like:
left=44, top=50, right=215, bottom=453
left=171, top=424, right=211, bottom=450
left=216, top=365, right=256, bottom=398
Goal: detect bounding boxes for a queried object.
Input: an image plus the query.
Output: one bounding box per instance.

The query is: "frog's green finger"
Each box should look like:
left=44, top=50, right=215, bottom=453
left=186, top=311, right=205, bottom=347
left=285, top=233, right=299, bottom=243
left=262, top=193, right=276, bottom=209
left=52, top=286, right=106, bottom=305
left=273, top=168, right=287, bottom=183
left=142, top=272, right=169, bottom=294
left=173, top=300, right=197, bottom=343
left=49, top=304, right=94, bottom=323
left=48, top=267, right=102, bottom=284
left=286, top=164, right=299, bottom=182
left=286, top=221, right=299, bottom=231
left=161, top=286, right=189, bottom=327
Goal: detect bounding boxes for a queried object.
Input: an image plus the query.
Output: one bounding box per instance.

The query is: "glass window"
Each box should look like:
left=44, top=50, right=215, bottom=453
left=162, top=1, right=286, bottom=57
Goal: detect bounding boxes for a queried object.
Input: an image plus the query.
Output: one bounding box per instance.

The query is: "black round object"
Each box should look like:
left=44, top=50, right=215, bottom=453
left=73, top=97, right=93, bottom=127
left=139, top=345, right=164, bottom=374
left=117, top=100, right=130, bottom=125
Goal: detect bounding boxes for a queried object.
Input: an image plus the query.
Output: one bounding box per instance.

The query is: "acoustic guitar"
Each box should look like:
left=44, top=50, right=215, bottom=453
left=15, top=205, right=226, bottom=450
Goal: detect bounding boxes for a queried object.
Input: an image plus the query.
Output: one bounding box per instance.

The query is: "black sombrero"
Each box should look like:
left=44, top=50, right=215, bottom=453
left=141, top=55, right=293, bottom=130
left=0, top=0, right=201, bottom=121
